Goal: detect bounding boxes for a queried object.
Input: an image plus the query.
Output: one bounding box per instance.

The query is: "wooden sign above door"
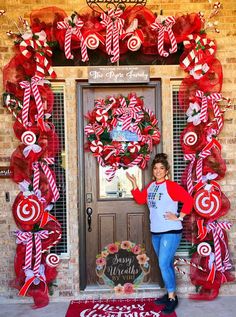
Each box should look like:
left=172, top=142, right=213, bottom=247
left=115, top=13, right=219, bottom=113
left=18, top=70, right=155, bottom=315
left=88, top=66, right=150, bottom=83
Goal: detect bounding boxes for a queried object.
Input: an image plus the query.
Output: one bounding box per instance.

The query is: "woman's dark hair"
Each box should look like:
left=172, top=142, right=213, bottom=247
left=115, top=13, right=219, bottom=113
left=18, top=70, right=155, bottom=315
left=151, top=153, right=170, bottom=170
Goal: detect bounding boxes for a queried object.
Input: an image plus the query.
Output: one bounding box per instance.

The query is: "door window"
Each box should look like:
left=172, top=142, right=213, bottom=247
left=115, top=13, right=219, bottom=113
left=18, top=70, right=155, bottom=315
left=99, top=165, right=142, bottom=199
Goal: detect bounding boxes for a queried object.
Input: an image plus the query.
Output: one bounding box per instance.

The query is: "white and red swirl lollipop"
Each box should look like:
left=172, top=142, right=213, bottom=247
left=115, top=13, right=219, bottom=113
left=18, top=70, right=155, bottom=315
left=194, top=188, right=221, bottom=218
left=46, top=253, right=60, bottom=267
left=183, top=131, right=198, bottom=146
left=90, top=140, right=103, bottom=154
left=21, top=131, right=36, bottom=145
left=197, top=242, right=212, bottom=257
left=127, top=35, right=142, bottom=51
left=85, top=34, right=100, bottom=50
left=14, top=194, right=43, bottom=225
left=95, top=109, right=109, bottom=125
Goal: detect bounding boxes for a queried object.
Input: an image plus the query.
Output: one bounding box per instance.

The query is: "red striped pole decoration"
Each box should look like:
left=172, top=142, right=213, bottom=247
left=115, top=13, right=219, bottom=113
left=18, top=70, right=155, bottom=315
left=150, top=16, right=177, bottom=57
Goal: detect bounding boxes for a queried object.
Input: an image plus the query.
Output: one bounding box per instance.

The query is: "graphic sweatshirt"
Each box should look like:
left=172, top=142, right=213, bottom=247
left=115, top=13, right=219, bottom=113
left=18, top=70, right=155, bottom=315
left=131, top=180, right=193, bottom=233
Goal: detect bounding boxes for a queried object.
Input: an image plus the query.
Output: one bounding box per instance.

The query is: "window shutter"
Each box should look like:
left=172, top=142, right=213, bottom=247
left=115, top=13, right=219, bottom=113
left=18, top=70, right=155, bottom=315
left=172, top=83, right=192, bottom=255
left=50, top=85, right=68, bottom=256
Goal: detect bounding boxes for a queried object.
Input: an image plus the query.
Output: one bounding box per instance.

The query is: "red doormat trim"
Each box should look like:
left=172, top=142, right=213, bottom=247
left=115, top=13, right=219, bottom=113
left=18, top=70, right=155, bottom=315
left=65, top=298, right=177, bottom=317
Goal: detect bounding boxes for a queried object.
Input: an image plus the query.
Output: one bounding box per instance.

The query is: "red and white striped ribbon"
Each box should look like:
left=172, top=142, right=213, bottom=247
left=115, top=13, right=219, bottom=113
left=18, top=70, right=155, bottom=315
left=15, top=230, right=48, bottom=276
left=84, top=123, right=104, bottom=138
left=207, top=222, right=232, bottom=276
left=150, top=16, right=177, bottom=57
left=100, top=9, right=125, bottom=63
left=16, top=231, right=33, bottom=270
left=181, top=34, right=216, bottom=71
left=32, top=158, right=60, bottom=203
left=143, top=107, right=158, bottom=126
left=196, top=90, right=222, bottom=128
left=195, top=139, right=221, bottom=182
left=115, top=96, right=143, bottom=132
left=184, top=154, right=196, bottom=194
left=33, top=231, right=49, bottom=276
left=57, top=17, right=89, bottom=62
left=19, top=76, right=44, bottom=127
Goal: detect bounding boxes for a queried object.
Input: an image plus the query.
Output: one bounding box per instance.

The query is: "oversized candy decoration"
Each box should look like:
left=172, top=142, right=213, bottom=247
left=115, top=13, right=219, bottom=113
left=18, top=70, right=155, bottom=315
left=194, top=185, right=221, bottom=218
left=183, top=131, right=198, bottom=146
left=46, top=253, right=60, bottom=267
left=13, top=193, right=44, bottom=229
left=197, top=242, right=212, bottom=257
left=85, top=34, right=100, bottom=50
left=21, top=131, right=37, bottom=145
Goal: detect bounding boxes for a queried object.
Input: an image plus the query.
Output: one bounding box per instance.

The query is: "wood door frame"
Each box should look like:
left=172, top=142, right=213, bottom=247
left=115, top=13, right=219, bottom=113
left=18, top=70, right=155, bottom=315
left=77, top=81, right=162, bottom=290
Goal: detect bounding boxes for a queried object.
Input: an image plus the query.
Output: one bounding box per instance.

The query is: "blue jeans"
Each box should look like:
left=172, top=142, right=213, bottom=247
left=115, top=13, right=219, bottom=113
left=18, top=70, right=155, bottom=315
left=152, top=233, right=182, bottom=293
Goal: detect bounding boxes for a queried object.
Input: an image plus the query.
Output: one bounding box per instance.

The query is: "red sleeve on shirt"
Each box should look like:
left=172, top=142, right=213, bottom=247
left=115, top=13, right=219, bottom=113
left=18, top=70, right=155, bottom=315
left=166, top=180, right=193, bottom=214
left=131, top=182, right=153, bottom=205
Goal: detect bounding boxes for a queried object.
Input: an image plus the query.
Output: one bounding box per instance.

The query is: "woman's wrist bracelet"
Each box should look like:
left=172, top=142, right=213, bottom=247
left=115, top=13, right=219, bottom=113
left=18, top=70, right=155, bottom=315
left=177, top=215, right=184, bottom=221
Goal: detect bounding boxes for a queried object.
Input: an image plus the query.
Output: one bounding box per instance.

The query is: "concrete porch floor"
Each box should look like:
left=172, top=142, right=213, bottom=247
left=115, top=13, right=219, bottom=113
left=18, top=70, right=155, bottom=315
left=0, top=296, right=234, bottom=317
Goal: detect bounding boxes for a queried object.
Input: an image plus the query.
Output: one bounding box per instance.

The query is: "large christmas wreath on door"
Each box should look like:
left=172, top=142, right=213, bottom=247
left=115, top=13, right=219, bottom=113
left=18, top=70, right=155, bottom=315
left=84, top=93, right=161, bottom=181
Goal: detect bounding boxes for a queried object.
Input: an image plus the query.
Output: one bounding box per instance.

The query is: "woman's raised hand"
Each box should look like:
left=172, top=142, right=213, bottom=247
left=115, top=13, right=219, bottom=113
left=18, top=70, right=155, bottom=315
left=126, top=172, right=138, bottom=190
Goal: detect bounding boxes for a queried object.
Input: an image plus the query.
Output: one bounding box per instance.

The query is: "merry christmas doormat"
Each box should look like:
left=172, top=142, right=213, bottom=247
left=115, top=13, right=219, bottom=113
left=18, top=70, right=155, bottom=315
left=65, top=298, right=177, bottom=317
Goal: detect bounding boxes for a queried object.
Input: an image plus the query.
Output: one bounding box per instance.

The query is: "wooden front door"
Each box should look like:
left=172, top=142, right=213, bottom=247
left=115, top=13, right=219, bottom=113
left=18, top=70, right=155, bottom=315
left=78, top=83, right=163, bottom=289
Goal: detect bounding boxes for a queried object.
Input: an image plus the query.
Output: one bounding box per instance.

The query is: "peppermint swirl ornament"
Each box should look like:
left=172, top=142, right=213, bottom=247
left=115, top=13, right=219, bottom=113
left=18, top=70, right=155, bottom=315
left=46, top=253, right=60, bottom=267
left=21, top=131, right=36, bottom=145
left=183, top=131, right=198, bottom=146
left=85, top=34, right=100, bottom=50
left=194, top=188, right=221, bottom=218
left=197, top=242, right=212, bottom=257
left=15, top=195, right=43, bottom=225
left=127, top=35, right=142, bottom=51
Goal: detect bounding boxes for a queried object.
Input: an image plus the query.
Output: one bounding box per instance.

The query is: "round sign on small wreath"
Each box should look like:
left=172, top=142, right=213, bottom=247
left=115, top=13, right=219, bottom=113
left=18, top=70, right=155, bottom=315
left=95, top=241, right=150, bottom=294
left=85, top=93, right=161, bottom=181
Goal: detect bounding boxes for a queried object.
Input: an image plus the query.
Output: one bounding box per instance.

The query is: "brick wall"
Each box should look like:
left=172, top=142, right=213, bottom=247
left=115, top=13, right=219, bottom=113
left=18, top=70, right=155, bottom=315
left=0, top=0, right=236, bottom=302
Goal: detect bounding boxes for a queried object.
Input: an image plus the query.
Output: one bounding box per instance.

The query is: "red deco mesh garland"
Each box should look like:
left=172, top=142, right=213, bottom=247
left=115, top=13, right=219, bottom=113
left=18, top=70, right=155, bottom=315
left=2, top=2, right=234, bottom=308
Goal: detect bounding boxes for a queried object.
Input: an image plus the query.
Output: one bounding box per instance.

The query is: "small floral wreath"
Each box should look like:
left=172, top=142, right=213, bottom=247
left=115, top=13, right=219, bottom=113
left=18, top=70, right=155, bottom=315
left=96, top=241, right=150, bottom=294
left=85, top=93, right=161, bottom=181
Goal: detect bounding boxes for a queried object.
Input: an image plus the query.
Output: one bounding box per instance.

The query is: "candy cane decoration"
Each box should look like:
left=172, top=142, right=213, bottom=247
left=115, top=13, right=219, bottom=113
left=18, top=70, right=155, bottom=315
left=207, top=222, right=232, bottom=278
left=19, top=76, right=45, bottom=127
left=20, top=34, right=56, bottom=78
left=181, top=34, right=216, bottom=71
left=195, top=139, right=221, bottom=182
left=150, top=16, right=177, bottom=57
left=100, top=9, right=125, bottom=63
left=32, top=159, right=60, bottom=203
left=174, top=257, right=207, bottom=275
left=184, top=153, right=196, bottom=194
left=57, top=16, right=89, bottom=62
left=41, top=230, right=62, bottom=253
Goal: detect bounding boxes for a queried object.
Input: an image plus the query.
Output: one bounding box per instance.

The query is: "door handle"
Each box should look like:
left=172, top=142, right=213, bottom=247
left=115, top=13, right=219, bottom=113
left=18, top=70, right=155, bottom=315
left=86, top=207, right=93, bottom=232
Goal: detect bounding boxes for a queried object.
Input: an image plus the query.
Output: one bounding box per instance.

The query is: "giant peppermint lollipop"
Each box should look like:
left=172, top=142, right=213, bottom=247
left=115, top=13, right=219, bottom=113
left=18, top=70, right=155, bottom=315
left=13, top=193, right=43, bottom=230
left=194, top=185, right=222, bottom=218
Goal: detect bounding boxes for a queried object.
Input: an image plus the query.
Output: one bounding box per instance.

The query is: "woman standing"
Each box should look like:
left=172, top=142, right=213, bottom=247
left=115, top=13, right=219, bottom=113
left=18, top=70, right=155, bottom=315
left=126, top=153, right=193, bottom=315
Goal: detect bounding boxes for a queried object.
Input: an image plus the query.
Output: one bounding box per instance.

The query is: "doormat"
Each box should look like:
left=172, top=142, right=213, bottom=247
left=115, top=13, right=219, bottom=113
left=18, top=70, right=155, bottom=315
left=65, top=298, right=177, bottom=317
